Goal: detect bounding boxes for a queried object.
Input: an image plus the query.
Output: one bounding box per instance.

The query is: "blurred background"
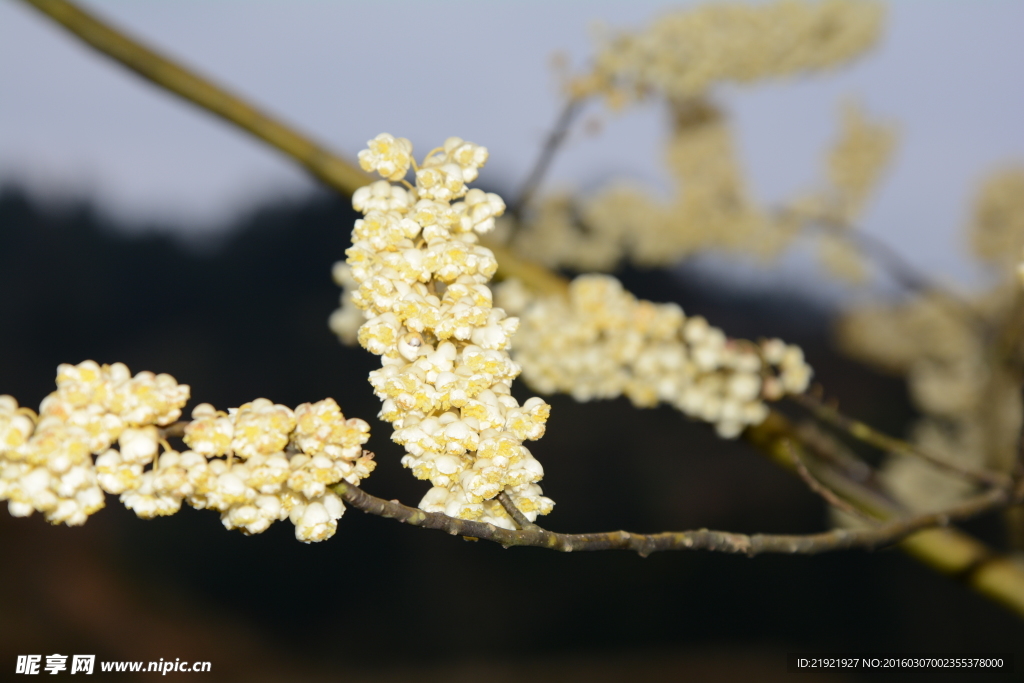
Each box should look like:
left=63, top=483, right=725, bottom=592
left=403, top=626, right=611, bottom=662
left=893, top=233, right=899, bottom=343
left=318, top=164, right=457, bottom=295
left=2, top=1, right=1024, bottom=681
left=2, top=0, right=1023, bottom=288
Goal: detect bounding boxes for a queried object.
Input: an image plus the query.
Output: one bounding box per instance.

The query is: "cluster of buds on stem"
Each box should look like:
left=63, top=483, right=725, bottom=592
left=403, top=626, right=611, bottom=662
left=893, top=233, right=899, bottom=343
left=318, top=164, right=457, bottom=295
left=571, top=0, right=883, bottom=104
left=496, top=276, right=812, bottom=438
left=0, top=361, right=372, bottom=542
left=0, top=361, right=187, bottom=526
left=175, top=397, right=373, bottom=541
left=339, top=133, right=553, bottom=529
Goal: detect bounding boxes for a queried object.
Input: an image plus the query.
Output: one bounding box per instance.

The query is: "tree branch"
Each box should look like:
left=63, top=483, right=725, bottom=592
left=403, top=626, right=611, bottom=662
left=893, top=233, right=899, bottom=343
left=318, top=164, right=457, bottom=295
left=19, top=0, right=371, bottom=195
left=789, top=390, right=1011, bottom=487
left=746, top=411, right=1024, bottom=617
left=511, top=98, right=583, bottom=219
left=799, top=215, right=987, bottom=329
left=15, top=0, right=569, bottom=298
left=496, top=491, right=539, bottom=530
left=793, top=419, right=880, bottom=488
left=784, top=439, right=879, bottom=524
left=332, top=475, right=1021, bottom=558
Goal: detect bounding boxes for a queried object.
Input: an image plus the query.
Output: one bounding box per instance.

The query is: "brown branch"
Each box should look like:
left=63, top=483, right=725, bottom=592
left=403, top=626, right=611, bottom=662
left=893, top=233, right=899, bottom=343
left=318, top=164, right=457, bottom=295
left=512, top=98, right=584, bottom=219
left=19, top=0, right=370, bottom=196
left=784, top=440, right=879, bottom=524
left=789, top=391, right=1011, bottom=488
left=496, top=491, right=538, bottom=531
left=745, top=411, right=1024, bottom=617
left=793, top=419, right=879, bottom=488
left=1017, top=416, right=1024, bottom=480
left=333, top=478, right=1022, bottom=559
left=799, top=214, right=987, bottom=329
left=159, top=421, right=188, bottom=439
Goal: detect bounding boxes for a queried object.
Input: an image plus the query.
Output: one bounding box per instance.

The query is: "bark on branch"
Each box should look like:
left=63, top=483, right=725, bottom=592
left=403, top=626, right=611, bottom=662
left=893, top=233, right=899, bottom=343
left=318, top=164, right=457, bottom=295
left=790, top=391, right=1011, bottom=487
left=332, top=476, right=1023, bottom=558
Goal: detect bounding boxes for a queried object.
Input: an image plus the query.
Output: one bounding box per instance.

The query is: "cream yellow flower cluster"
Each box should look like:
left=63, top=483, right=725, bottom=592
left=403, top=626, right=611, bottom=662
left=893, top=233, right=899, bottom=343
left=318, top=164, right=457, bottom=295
left=969, top=167, right=1024, bottom=272
left=0, top=361, right=372, bottom=542
left=837, top=167, right=1024, bottom=518
left=509, top=100, right=771, bottom=271
left=840, top=167, right=1024, bottom=513
left=510, top=99, right=893, bottom=282
left=571, top=0, right=883, bottom=104
left=0, top=361, right=188, bottom=526
left=496, top=276, right=812, bottom=438
left=840, top=287, right=1020, bottom=513
left=178, top=398, right=374, bottom=542
left=826, top=103, right=897, bottom=223
left=358, top=133, right=414, bottom=181
left=340, top=133, right=553, bottom=529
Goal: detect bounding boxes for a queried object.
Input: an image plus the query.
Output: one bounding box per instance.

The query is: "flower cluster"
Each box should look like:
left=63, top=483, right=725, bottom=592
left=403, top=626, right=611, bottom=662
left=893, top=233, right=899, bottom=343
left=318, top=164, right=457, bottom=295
left=969, top=167, right=1024, bottom=272
left=510, top=99, right=768, bottom=271
left=338, top=133, right=553, bottom=529
left=0, top=361, right=188, bottom=526
left=357, top=133, right=413, bottom=181
left=178, top=398, right=373, bottom=542
left=507, top=1, right=893, bottom=283
left=839, top=166, right=1024, bottom=514
left=1, top=361, right=372, bottom=542
left=509, top=97, right=893, bottom=283
left=496, top=275, right=812, bottom=438
left=569, top=0, right=883, bottom=104
left=840, top=287, right=1020, bottom=513
left=825, top=102, right=897, bottom=224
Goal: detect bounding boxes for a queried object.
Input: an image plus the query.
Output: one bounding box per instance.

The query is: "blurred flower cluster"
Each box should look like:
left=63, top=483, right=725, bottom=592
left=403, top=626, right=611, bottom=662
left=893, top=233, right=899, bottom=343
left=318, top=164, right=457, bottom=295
left=840, top=168, right=1024, bottom=517
left=496, top=275, right=811, bottom=438
left=569, top=0, right=883, bottom=104
left=505, top=1, right=894, bottom=282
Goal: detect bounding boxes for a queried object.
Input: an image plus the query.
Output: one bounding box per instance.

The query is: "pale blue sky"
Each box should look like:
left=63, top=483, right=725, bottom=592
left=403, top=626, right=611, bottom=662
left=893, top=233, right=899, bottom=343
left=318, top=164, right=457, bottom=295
left=1, top=1, right=1022, bottom=290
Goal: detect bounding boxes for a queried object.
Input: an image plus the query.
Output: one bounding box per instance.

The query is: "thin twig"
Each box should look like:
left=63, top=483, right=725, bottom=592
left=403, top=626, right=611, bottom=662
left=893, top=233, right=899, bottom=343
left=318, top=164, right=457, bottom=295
left=789, top=391, right=1011, bottom=488
left=496, top=491, right=538, bottom=530
left=512, top=98, right=583, bottom=219
left=806, top=217, right=987, bottom=329
left=333, top=478, right=1022, bottom=558
left=784, top=440, right=879, bottom=524
left=793, top=419, right=879, bottom=488
left=159, top=421, right=188, bottom=439
left=1016, top=410, right=1024, bottom=479
left=745, top=411, right=1024, bottom=617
